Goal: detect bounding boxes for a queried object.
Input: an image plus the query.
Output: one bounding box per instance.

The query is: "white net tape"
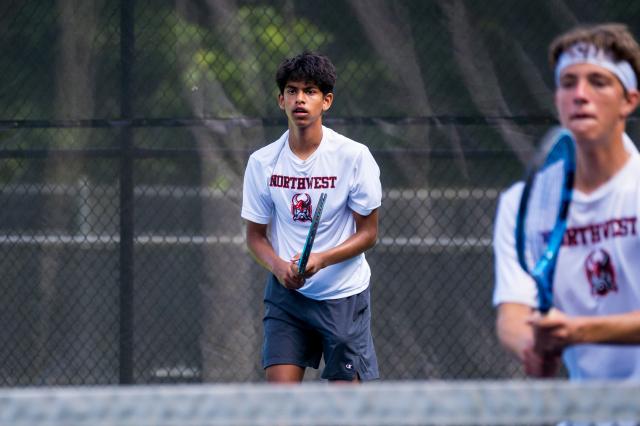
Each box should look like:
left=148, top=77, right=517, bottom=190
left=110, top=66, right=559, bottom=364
left=1, top=380, right=639, bottom=426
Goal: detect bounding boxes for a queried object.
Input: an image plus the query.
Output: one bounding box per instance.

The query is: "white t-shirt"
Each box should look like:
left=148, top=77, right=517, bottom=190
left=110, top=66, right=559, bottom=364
left=242, top=126, right=382, bottom=300
left=493, top=137, right=640, bottom=380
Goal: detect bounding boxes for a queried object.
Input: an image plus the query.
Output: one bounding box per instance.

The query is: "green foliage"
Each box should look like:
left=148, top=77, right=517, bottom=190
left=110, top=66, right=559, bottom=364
left=3, top=0, right=640, bottom=185
left=176, top=5, right=334, bottom=116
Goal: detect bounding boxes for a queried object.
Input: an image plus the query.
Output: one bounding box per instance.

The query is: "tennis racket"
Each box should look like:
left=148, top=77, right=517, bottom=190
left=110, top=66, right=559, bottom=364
left=297, top=192, right=327, bottom=277
left=515, top=127, right=576, bottom=314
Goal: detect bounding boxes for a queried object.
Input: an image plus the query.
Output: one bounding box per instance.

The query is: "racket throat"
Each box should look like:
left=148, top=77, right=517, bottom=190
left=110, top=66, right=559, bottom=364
left=532, top=267, right=554, bottom=314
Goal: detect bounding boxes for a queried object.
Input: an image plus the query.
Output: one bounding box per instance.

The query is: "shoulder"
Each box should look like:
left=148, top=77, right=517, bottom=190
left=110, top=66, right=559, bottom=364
left=248, top=131, right=288, bottom=165
left=629, top=154, right=640, bottom=177
left=614, top=150, right=640, bottom=194
left=623, top=132, right=639, bottom=155
left=622, top=133, right=640, bottom=180
left=323, top=126, right=372, bottom=157
left=496, top=181, right=525, bottom=219
left=630, top=151, right=640, bottom=173
left=627, top=155, right=640, bottom=197
left=502, top=180, right=524, bottom=199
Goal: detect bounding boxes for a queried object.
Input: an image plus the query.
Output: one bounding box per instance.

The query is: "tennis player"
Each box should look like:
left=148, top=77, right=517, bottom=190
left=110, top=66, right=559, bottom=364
left=241, top=52, right=381, bottom=383
left=493, top=23, right=640, bottom=379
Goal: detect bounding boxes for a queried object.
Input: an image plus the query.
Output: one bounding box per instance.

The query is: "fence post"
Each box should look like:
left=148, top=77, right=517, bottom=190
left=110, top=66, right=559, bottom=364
left=119, top=0, right=135, bottom=385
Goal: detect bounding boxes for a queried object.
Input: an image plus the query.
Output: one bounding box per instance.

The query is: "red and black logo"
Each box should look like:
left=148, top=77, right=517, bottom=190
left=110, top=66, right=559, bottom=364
left=584, top=248, right=617, bottom=296
left=291, top=193, right=312, bottom=222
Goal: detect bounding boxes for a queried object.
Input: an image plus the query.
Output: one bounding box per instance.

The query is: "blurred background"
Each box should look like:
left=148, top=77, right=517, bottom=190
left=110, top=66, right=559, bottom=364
left=1, top=0, right=639, bottom=385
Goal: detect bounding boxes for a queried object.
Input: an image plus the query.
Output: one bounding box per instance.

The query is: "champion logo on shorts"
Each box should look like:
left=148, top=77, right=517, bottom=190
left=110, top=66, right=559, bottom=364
left=345, top=363, right=353, bottom=370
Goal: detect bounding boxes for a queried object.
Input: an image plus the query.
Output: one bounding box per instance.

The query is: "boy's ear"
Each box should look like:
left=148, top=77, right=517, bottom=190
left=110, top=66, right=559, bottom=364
left=322, top=92, right=334, bottom=112
left=621, top=89, right=640, bottom=118
left=278, top=93, right=285, bottom=110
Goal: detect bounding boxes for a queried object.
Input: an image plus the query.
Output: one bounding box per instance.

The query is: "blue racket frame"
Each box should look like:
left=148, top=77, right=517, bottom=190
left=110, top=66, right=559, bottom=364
left=515, top=129, right=575, bottom=313
left=297, top=192, right=327, bottom=277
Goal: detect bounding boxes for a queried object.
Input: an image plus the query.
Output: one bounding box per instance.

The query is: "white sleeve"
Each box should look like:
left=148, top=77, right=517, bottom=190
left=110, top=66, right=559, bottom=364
left=492, top=183, right=538, bottom=307
left=241, top=156, right=273, bottom=224
left=348, top=148, right=382, bottom=216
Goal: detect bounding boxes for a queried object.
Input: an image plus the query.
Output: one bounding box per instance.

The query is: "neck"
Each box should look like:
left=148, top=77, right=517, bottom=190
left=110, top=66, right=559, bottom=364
left=575, top=132, right=630, bottom=193
left=288, top=123, right=323, bottom=160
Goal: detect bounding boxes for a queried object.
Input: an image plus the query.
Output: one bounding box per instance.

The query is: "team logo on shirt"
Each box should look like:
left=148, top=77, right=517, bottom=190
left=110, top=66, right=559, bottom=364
left=291, top=193, right=312, bottom=222
left=584, top=248, right=617, bottom=296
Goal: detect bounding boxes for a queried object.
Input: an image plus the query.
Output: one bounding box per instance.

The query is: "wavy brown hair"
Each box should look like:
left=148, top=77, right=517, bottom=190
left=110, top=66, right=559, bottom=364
left=549, top=23, right=640, bottom=84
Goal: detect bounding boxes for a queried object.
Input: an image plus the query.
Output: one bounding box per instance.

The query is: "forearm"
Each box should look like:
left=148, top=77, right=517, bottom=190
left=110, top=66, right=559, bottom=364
left=497, top=303, right=561, bottom=377
left=318, top=228, right=376, bottom=268
left=247, top=232, right=281, bottom=274
left=496, top=303, right=535, bottom=361
left=569, top=311, right=640, bottom=345
left=245, top=220, right=304, bottom=289
left=317, top=209, right=378, bottom=268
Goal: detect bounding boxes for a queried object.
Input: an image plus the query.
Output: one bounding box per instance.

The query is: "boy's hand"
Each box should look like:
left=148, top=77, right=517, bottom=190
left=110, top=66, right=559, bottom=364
left=523, top=344, right=561, bottom=377
left=291, top=252, right=324, bottom=278
left=528, top=309, right=575, bottom=356
left=273, top=258, right=305, bottom=290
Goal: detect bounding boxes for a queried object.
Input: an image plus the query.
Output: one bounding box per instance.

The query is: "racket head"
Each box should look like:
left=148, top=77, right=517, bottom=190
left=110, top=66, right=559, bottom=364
left=297, top=192, right=327, bottom=276
left=515, top=127, right=576, bottom=313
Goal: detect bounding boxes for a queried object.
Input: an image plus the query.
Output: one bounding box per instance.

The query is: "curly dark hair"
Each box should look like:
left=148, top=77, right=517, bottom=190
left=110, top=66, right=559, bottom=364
left=275, top=51, right=337, bottom=95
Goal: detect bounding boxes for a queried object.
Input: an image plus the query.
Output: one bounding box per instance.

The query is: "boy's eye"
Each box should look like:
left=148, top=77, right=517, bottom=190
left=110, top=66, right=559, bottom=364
left=558, top=73, right=615, bottom=90
left=588, top=75, right=610, bottom=87
left=559, top=76, right=576, bottom=88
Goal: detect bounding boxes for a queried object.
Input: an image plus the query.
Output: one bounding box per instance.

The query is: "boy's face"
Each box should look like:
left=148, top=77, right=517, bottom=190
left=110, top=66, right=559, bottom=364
left=555, top=62, right=639, bottom=144
left=278, top=80, right=333, bottom=129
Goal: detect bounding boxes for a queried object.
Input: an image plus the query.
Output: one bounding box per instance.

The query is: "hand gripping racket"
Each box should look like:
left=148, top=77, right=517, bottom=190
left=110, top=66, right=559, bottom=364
left=297, top=192, right=327, bottom=277
left=515, top=127, right=576, bottom=314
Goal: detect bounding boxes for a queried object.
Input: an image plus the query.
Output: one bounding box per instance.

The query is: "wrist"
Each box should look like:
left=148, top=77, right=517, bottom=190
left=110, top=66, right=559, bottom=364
left=516, top=336, right=534, bottom=362
left=318, top=252, right=329, bottom=269
left=268, top=256, right=285, bottom=275
left=571, top=316, right=595, bottom=344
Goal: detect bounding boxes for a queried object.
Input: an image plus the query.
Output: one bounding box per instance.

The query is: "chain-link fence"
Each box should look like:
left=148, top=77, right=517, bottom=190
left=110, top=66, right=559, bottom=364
left=1, top=0, right=639, bottom=385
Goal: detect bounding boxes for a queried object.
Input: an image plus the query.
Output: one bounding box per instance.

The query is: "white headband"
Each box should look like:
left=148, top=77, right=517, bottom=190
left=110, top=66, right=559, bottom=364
left=555, top=42, right=638, bottom=91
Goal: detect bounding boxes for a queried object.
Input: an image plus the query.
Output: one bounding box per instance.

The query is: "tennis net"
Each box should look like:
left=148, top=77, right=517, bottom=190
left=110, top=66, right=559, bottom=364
left=1, top=380, right=638, bottom=426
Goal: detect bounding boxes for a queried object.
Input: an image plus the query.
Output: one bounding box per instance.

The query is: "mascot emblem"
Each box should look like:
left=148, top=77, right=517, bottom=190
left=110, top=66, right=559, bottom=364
left=291, top=193, right=312, bottom=222
left=584, top=248, right=617, bottom=296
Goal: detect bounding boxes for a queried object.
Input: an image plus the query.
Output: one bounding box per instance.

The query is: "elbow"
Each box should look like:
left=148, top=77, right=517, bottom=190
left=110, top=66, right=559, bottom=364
left=245, top=235, right=255, bottom=254
left=365, top=229, right=378, bottom=251
left=353, top=209, right=379, bottom=252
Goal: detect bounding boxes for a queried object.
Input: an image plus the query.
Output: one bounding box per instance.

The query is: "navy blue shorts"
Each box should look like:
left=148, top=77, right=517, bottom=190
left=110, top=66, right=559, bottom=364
left=262, top=275, right=379, bottom=381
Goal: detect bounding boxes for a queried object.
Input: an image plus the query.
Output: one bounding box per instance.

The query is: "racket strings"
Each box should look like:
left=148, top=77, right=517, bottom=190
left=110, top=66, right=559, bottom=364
left=524, top=160, right=565, bottom=271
